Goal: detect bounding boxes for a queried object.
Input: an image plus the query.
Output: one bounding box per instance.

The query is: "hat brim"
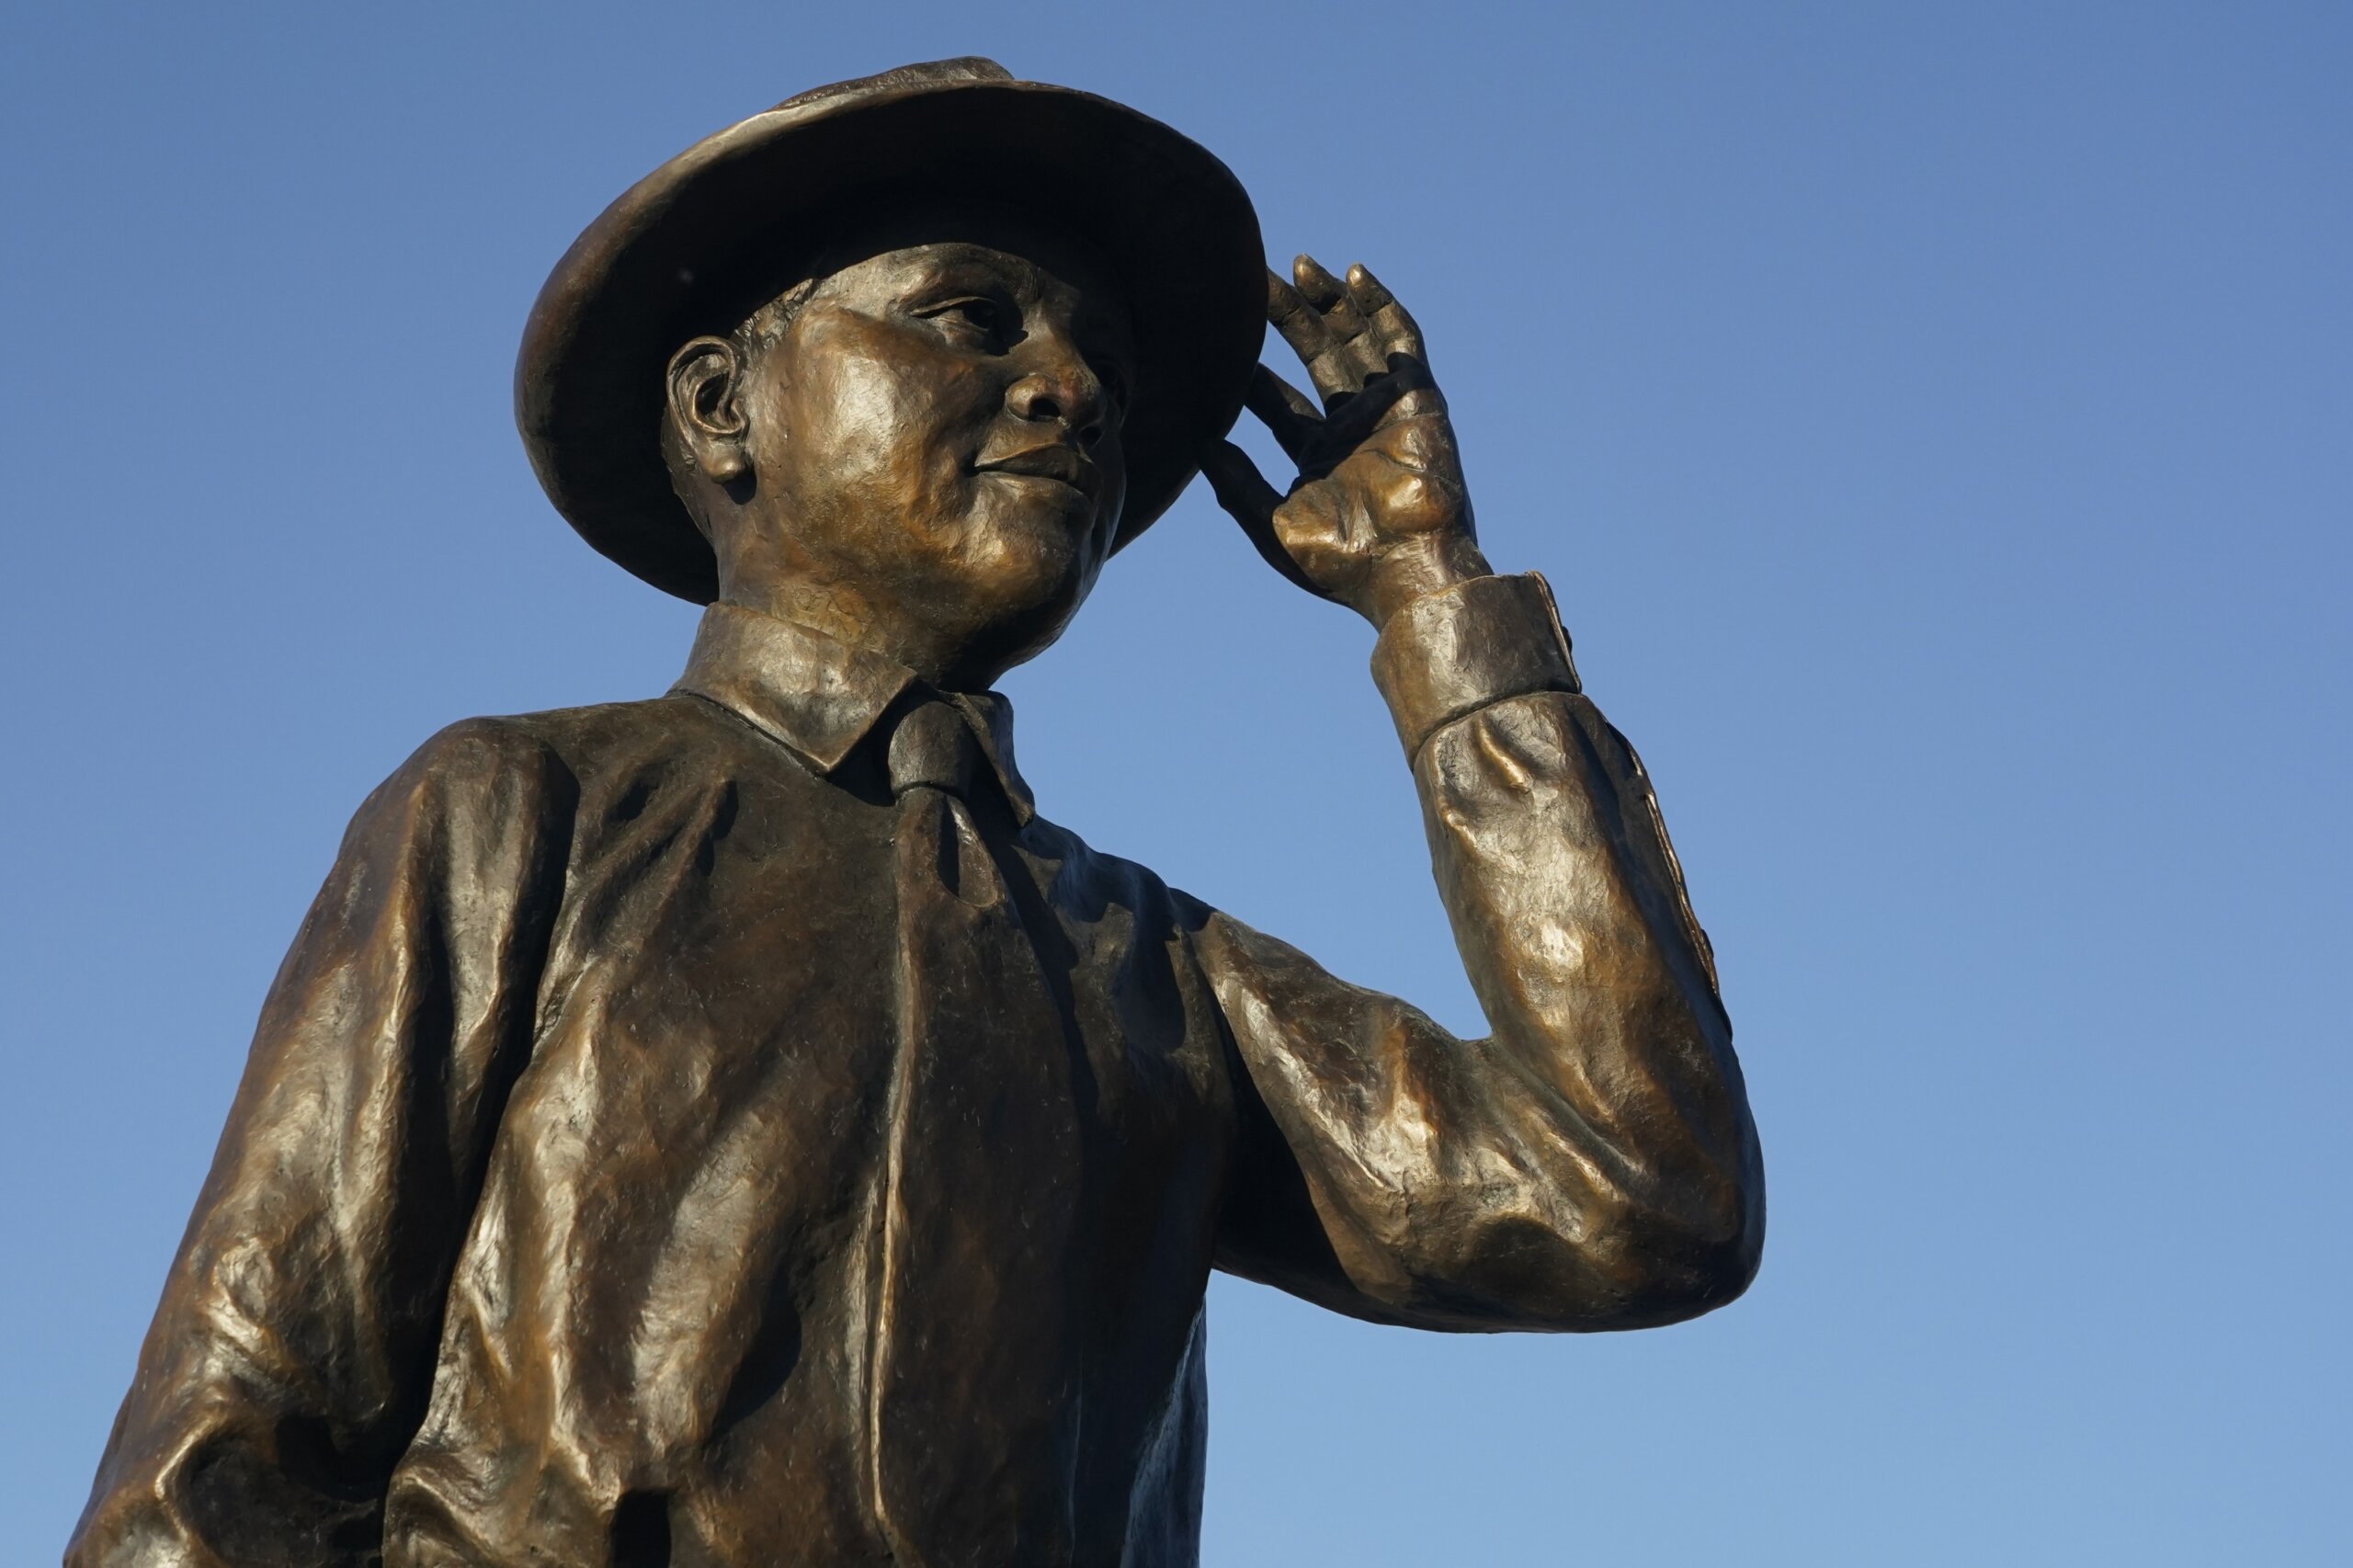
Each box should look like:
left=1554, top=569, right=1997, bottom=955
left=516, top=78, right=1267, bottom=604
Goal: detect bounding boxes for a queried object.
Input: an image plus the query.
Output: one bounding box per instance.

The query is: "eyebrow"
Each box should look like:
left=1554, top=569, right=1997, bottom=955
left=899, top=245, right=1031, bottom=290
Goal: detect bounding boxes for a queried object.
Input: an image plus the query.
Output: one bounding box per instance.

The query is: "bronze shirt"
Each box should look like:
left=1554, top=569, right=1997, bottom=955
left=70, top=574, right=1762, bottom=1568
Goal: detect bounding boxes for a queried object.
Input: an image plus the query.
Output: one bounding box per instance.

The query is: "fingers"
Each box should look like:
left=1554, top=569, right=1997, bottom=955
left=1245, top=364, right=1322, bottom=464
left=1265, top=253, right=1429, bottom=403
left=1199, top=440, right=1326, bottom=597
left=1291, top=256, right=1370, bottom=403
left=1320, top=381, right=1445, bottom=455
left=1255, top=364, right=1322, bottom=424
left=1198, top=438, right=1283, bottom=528
left=1340, top=262, right=1393, bottom=313
left=1292, top=255, right=1367, bottom=339
left=1345, top=262, right=1426, bottom=366
left=1267, top=269, right=1327, bottom=365
left=1268, top=257, right=1367, bottom=372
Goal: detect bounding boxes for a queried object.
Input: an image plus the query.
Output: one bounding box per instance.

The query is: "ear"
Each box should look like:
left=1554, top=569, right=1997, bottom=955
left=665, top=336, right=752, bottom=483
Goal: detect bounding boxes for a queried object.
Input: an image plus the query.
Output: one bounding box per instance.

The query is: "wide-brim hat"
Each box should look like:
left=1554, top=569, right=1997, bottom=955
left=516, top=57, right=1266, bottom=604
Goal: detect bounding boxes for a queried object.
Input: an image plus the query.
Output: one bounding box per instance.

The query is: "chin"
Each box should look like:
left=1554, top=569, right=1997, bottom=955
left=935, top=535, right=1098, bottom=681
left=964, top=492, right=1103, bottom=596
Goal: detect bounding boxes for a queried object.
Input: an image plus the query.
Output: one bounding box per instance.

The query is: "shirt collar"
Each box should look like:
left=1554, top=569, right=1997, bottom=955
left=672, top=600, right=1035, bottom=823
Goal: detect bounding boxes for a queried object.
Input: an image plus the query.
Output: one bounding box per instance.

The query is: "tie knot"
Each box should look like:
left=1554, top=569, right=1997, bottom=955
left=886, top=699, right=981, bottom=799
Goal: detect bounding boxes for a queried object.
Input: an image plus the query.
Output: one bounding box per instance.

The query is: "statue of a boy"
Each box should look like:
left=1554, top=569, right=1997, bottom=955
left=72, top=59, right=1762, bottom=1568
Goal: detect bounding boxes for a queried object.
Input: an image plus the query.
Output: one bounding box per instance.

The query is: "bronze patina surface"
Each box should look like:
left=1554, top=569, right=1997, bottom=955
left=71, top=58, right=1764, bottom=1568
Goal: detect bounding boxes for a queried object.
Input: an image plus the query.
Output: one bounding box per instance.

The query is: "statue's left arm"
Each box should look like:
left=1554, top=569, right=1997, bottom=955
left=1195, top=258, right=1763, bottom=1330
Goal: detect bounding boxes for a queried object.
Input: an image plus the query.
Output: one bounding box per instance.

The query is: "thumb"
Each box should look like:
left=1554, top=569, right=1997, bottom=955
left=1199, top=440, right=1326, bottom=598
left=1197, top=438, right=1281, bottom=527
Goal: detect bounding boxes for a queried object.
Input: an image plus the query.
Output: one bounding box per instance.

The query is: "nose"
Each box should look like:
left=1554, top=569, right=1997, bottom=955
left=1006, top=347, right=1108, bottom=450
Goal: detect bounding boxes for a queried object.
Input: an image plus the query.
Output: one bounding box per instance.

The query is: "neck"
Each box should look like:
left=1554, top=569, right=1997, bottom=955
left=718, top=566, right=1000, bottom=692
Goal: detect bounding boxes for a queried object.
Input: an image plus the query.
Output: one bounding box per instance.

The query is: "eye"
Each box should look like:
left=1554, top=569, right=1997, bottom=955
left=1095, top=358, right=1131, bottom=409
left=920, top=296, right=1007, bottom=346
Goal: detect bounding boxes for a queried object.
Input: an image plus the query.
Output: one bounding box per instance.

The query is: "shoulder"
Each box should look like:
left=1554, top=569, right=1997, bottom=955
left=351, top=697, right=696, bottom=836
left=361, top=693, right=785, bottom=842
left=1019, top=821, right=1324, bottom=996
left=385, top=695, right=743, bottom=796
left=329, top=717, right=564, bottom=869
left=1018, top=812, right=1216, bottom=940
left=393, top=712, right=566, bottom=786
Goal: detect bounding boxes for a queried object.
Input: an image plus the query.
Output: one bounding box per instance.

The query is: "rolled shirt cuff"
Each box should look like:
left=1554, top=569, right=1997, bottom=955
left=1370, top=573, right=1583, bottom=758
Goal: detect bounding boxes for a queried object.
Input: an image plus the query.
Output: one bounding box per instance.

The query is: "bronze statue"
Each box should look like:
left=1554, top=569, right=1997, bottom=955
left=70, top=59, right=1762, bottom=1568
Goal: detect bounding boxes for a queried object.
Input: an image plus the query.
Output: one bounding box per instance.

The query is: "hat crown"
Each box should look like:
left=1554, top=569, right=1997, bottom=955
left=769, top=57, right=1013, bottom=118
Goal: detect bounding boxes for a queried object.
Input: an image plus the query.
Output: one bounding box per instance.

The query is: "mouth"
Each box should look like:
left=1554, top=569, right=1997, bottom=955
left=972, top=443, right=1100, bottom=501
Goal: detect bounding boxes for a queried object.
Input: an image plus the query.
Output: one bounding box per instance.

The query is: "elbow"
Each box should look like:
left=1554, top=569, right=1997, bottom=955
left=1658, top=1208, right=1764, bottom=1320
left=1426, top=1165, right=1764, bottom=1334
left=1606, top=1162, right=1766, bottom=1324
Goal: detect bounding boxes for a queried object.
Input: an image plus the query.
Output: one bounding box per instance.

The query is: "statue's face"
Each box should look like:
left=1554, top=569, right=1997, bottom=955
left=676, top=209, right=1137, bottom=687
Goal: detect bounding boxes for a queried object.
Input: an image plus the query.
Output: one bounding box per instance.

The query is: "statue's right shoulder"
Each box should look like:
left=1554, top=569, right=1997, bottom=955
left=398, top=693, right=729, bottom=785
left=363, top=693, right=760, bottom=837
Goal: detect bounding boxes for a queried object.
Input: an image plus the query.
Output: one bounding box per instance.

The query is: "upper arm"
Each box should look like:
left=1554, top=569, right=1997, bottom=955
left=1199, top=907, right=1548, bottom=1333
left=70, top=719, right=577, bottom=1564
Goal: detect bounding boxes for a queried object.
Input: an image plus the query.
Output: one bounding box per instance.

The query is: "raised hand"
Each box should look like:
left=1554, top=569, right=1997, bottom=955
left=1200, top=255, right=1490, bottom=628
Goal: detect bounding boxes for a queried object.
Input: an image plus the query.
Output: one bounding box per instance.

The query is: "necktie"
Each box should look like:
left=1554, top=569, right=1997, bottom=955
left=869, top=697, right=1082, bottom=1566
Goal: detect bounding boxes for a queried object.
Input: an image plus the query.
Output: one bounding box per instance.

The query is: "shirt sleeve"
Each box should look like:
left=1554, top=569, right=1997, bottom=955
left=1202, top=574, right=1764, bottom=1332
left=67, top=720, right=575, bottom=1568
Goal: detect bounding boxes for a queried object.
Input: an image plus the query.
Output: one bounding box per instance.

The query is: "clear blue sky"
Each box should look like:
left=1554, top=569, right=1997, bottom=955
left=4, top=3, right=2346, bottom=1561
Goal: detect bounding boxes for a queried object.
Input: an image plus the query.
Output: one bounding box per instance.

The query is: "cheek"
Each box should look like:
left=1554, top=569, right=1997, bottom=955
left=884, top=360, right=999, bottom=505
left=757, top=332, right=995, bottom=515
left=1096, top=436, right=1131, bottom=543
